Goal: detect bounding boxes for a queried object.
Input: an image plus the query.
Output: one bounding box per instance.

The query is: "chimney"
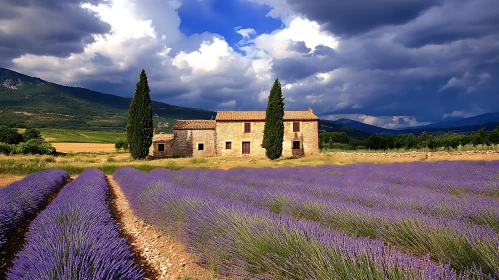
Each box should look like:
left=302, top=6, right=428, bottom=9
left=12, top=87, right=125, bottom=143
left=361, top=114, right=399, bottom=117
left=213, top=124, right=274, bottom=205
left=308, top=107, right=313, bottom=113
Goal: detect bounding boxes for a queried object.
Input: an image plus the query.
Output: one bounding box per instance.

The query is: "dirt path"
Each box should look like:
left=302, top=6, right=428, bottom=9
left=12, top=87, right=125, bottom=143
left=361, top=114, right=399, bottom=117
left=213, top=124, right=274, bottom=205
left=107, top=176, right=216, bottom=280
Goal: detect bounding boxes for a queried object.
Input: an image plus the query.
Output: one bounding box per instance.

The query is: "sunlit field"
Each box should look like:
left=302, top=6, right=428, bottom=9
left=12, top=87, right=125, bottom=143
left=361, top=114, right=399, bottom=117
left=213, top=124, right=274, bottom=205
left=2, top=159, right=498, bottom=278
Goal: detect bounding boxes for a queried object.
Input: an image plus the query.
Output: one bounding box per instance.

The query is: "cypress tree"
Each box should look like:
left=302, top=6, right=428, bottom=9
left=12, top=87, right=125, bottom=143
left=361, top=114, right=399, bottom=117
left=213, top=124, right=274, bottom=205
left=262, top=78, right=285, bottom=160
left=126, top=69, right=153, bottom=159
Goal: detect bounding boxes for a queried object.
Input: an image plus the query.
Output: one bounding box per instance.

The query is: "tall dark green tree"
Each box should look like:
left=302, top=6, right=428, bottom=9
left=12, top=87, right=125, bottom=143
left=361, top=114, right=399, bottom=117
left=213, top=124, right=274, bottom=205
left=126, top=69, right=153, bottom=159
left=262, top=78, right=285, bottom=160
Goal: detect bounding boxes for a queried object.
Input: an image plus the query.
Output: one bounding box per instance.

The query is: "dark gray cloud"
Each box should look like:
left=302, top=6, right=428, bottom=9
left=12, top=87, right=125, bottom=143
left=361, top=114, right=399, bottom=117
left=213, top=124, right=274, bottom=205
left=271, top=46, right=338, bottom=81
left=287, top=41, right=311, bottom=53
left=285, top=0, right=442, bottom=37
left=394, top=0, right=499, bottom=47
left=0, top=0, right=110, bottom=65
left=6, top=0, right=499, bottom=128
left=263, top=0, right=499, bottom=125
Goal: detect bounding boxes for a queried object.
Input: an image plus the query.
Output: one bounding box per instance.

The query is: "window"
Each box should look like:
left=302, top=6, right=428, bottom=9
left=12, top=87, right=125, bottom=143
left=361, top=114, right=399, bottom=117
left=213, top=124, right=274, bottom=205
left=293, top=141, right=301, bottom=149
left=293, top=121, right=300, bottom=132
left=226, top=141, right=232, bottom=149
left=158, top=144, right=165, bottom=152
left=242, top=142, right=250, bottom=154
left=198, top=143, right=204, bottom=151
left=244, top=122, right=251, bottom=133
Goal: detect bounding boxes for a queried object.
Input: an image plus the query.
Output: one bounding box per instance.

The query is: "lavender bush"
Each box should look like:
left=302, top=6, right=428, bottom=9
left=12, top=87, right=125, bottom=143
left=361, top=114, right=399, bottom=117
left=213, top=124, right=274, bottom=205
left=150, top=162, right=499, bottom=275
left=115, top=166, right=471, bottom=279
left=7, top=168, right=143, bottom=280
left=0, top=169, right=68, bottom=248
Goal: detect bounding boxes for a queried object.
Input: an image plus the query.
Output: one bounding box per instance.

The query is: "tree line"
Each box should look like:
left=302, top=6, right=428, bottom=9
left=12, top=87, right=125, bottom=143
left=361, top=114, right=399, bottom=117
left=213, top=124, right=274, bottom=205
left=320, top=127, right=499, bottom=151
left=0, top=126, right=56, bottom=155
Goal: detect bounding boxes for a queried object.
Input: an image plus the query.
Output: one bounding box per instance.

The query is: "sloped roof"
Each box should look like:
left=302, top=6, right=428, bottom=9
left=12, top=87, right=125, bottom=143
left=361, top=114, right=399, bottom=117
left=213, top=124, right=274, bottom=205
left=172, top=120, right=216, bottom=130
left=152, top=133, right=174, bottom=142
left=216, top=110, right=318, bottom=121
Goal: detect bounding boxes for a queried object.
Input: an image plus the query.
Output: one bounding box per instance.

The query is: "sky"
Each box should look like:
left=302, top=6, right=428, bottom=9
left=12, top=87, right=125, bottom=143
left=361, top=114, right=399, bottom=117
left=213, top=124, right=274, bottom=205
left=0, top=0, right=498, bottom=129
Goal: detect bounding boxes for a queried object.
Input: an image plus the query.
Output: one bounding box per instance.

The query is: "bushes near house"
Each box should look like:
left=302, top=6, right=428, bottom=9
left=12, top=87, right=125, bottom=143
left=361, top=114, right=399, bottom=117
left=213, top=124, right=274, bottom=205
left=114, top=138, right=129, bottom=151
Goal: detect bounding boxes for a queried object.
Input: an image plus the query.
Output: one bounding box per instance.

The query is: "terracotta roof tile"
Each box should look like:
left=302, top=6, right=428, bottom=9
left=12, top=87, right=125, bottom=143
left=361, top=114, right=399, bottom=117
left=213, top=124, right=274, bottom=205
left=172, top=120, right=216, bottom=130
left=216, top=110, right=318, bottom=121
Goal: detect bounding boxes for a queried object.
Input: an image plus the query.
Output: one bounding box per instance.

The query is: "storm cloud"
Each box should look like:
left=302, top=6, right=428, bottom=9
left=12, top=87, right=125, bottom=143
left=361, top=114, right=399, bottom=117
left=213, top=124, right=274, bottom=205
left=4, top=0, right=499, bottom=128
left=0, top=0, right=110, bottom=65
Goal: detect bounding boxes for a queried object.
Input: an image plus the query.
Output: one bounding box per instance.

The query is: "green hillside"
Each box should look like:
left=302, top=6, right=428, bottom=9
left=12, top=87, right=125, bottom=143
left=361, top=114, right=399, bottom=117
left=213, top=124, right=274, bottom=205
left=318, top=119, right=371, bottom=139
left=0, top=67, right=216, bottom=132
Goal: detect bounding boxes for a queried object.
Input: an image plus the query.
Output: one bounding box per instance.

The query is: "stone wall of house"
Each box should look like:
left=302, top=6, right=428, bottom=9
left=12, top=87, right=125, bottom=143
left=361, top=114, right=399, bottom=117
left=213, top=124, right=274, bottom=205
left=282, top=120, right=319, bottom=157
left=216, top=120, right=319, bottom=157
left=164, top=129, right=216, bottom=157
left=216, top=121, right=266, bottom=157
left=190, top=129, right=217, bottom=157
left=170, top=130, right=193, bottom=157
left=150, top=140, right=175, bottom=157
left=150, top=134, right=175, bottom=157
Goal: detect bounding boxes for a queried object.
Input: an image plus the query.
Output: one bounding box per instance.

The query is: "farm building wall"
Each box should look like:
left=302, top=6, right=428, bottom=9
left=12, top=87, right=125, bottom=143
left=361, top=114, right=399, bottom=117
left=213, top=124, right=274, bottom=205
left=150, top=134, right=175, bottom=157
left=189, top=129, right=217, bottom=157
left=216, top=121, right=266, bottom=157
left=161, top=129, right=215, bottom=157
left=215, top=120, right=319, bottom=157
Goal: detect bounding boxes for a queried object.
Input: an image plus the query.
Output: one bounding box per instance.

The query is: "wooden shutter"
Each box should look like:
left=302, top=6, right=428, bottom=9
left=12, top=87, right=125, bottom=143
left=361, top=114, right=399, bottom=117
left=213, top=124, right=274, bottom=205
left=293, top=121, right=300, bottom=132
left=158, top=144, right=165, bottom=151
left=242, top=142, right=250, bottom=154
left=244, top=122, right=251, bottom=133
left=226, top=142, right=232, bottom=149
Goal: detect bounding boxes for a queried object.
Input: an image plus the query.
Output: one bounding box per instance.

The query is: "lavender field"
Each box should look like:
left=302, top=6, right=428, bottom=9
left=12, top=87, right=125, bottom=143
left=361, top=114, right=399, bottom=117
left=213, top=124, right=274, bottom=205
left=115, top=161, right=499, bottom=279
left=7, top=169, right=143, bottom=279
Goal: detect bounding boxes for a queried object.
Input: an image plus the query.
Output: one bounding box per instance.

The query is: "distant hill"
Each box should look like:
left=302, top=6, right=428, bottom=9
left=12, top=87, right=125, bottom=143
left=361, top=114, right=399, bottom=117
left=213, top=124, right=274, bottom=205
left=405, top=113, right=499, bottom=130
left=397, top=122, right=499, bottom=135
left=0, top=67, right=216, bottom=131
left=318, top=119, right=371, bottom=139
left=331, top=118, right=394, bottom=134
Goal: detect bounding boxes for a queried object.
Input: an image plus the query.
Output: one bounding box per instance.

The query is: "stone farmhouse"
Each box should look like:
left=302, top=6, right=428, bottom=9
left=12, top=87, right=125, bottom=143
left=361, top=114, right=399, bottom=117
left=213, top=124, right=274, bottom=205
left=150, top=108, right=319, bottom=158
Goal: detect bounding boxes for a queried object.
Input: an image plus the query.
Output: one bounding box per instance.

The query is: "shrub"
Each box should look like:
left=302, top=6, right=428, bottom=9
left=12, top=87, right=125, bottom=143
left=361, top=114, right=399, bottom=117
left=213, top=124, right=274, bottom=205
left=0, top=142, right=15, bottom=155
left=23, top=128, right=42, bottom=141
left=15, top=139, right=56, bottom=155
left=0, top=126, right=23, bottom=144
left=114, top=138, right=129, bottom=151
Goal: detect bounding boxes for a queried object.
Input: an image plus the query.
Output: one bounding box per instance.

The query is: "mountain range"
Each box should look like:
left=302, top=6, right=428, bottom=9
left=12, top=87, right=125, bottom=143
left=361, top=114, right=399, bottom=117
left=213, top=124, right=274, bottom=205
left=1, top=67, right=498, bottom=137
left=0, top=67, right=215, bottom=132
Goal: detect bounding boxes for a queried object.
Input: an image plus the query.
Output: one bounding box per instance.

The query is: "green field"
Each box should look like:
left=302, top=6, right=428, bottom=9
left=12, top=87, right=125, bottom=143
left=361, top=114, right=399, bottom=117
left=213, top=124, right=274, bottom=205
left=39, top=129, right=124, bottom=143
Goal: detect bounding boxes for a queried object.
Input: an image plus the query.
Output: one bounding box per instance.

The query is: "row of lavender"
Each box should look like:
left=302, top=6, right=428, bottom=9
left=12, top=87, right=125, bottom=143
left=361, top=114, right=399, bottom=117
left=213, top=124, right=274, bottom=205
left=167, top=161, right=499, bottom=223
left=115, top=166, right=474, bottom=279
left=4, top=169, right=143, bottom=279
left=0, top=169, right=69, bottom=248
left=149, top=161, right=499, bottom=275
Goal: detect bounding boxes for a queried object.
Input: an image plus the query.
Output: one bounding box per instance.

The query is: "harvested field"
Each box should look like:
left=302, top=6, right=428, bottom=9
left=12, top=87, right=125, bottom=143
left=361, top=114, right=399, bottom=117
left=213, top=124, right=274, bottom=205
left=52, top=143, right=115, bottom=153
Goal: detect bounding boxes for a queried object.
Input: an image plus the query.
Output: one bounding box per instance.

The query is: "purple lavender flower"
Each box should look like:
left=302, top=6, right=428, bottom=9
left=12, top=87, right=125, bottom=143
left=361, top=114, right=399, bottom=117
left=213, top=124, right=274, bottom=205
left=0, top=169, right=68, bottom=248
left=115, top=166, right=473, bottom=279
left=7, top=168, right=143, bottom=280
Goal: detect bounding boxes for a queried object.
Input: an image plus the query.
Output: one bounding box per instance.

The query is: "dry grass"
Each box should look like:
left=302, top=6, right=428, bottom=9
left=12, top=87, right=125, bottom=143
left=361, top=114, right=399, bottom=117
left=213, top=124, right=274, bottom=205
left=1, top=149, right=498, bottom=178
left=0, top=174, right=24, bottom=187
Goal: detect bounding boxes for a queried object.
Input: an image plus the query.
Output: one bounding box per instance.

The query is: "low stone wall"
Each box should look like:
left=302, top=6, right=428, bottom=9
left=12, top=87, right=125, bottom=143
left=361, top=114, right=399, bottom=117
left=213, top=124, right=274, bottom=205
left=325, top=150, right=499, bottom=158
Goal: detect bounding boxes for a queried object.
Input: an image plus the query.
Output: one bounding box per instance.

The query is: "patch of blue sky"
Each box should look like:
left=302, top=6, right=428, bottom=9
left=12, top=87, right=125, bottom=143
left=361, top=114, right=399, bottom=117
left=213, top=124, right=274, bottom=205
left=178, top=0, right=282, bottom=51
